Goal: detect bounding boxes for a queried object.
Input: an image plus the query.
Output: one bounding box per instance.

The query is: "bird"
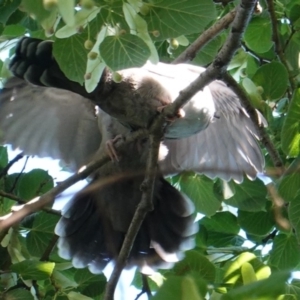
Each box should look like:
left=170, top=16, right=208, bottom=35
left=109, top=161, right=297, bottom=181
left=0, top=37, right=265, bottom=273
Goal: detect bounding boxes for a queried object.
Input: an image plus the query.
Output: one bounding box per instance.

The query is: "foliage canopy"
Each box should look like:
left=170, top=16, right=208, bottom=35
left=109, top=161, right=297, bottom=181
left=0, top=0, right=300, bottom=299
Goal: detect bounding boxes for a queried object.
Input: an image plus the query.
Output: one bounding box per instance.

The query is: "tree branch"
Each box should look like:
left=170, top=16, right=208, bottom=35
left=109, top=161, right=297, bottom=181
left=266, top=0, right=296, bottom=90
left=0, top=129, right=148, bottom=230
left=172, top=8, right=237, bottom=64
left=0, top=190, right=60, bottom=216
left=103, top=119, right=164, bottom=300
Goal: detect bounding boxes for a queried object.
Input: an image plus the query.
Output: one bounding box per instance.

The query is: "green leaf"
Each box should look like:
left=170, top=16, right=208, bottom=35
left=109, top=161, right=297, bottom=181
left=0, top=146, right=8, bottom=168
left=244, top=16, right=273, bottom=53
left=26, top=212, right=59, bottom=257
left=193, top=36, right=223, bottom=66
left=1, top=24, right=26, bottom=38
left=4, top=288, right=34, bottom=300
left=18, top=169, right=54, bottom=200
left=177, top=173, right=221, bottom=216
left=286, top=279, right=300, bottom=297
left=223, top=252, right=271, bottom=284
left=20, top=0, right=57, bottom=33
left=200, top=212, right=240, bottom=235
left=74, top=269, right=106, bottom=298
left=278, top=158, right=300, bottom=201
left=285, top=32, right=300, bottom=73
left=11, top=260, right=55, bottom=280
left=281, top=89, right=300, bottom=157
left=67, top=292, right=93, bottom=300
left=145, top=0, right=216, bottom=41
left=252, top=62, right=289, bottom=101
left=241, top=262, right=257, bottom=284
left=152, top=275, right=205, bottom=300
left=0, top=0, right=21, bottom=25
left=173, top=250, right=216, bottom=282
left=269, top=234, right=300, bottom=270
left=199, top=212, right=243, bottom=247
left=225, top=178, right=267, bottom=212
left=221, top=271, right=290, bottom=300
left=289, top=194, right=300, bottom=243
left=51, top=269, right=78, bottom=289
left=181, top=276, right=203, bottom=300
left=53, top=34, right=88, bottom=85
left=57, top=0, right=75, bottom=27
left=100, top=34, right=150, bottom=71
left=238, top=204, right=274, bottom=236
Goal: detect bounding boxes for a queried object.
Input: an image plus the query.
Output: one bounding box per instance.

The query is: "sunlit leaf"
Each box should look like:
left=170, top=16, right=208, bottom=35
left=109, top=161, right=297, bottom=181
left=100, top=34, right=150, bottom=71
left=281, top=89, right=300, bottom=157
left=11, top=260, right=55, bottom=280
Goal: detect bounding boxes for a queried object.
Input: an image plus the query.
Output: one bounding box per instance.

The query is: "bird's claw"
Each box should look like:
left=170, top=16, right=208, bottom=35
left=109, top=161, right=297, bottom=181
left=157, top=106, right=185, bottom=122
left=105, top=134, right=124, bottom=162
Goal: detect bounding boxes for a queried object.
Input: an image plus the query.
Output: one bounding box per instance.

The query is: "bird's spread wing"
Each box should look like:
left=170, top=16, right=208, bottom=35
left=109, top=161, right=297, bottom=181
left=0, top=77, right=102, bottom=171
left=160, top=80, right=265, bottom=183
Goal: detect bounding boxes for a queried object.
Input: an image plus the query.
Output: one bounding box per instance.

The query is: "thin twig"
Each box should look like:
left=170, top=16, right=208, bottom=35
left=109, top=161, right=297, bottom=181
left=266, top=0, right=296, bottom=90
left=9, top=156, right=29, bottom=193
left=40, top=235, right=59, bottom=261
left=141, top=274, right=152, bottom=299
left=0, top=152, right=23, bottom=178
left=173, top=9, right=237, bottom=64
left=266, top=183, right=290, bottom=230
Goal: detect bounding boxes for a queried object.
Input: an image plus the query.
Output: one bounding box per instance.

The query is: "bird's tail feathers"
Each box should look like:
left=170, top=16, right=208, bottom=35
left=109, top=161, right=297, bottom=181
left=55, top=176, right=197, bottom=274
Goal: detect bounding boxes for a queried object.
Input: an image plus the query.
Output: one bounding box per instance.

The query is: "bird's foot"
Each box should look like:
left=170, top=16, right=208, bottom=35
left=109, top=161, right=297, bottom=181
left=157, top=106, right=185, bottom=122
left=105, top=134, right=124, bottom=162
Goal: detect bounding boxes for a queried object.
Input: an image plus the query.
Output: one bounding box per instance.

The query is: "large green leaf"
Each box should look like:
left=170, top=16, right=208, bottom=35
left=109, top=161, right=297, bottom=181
left=53, top=33, right=89, bottom=85
left=244, top=16, right=273, bottom=53
left=152, top=276, right=204, bottom=300
left=25, top=212, right=59, bottom=257
left=286, top=279, right=300, bottom=298
left=222, top=271, right=290, bottom=300
left=173, top=250, right=216, bottom=282
left=0, top=146, right=8, bottom=168
left=237, top=203, right=274, bottom=236
left=278, top=158, right=300, bottom=201
left=17, top=169, right=54, bottom=200
left=281, top=89, right=300, bottom=157
left=225, top=178, right=267, bottom=212
left=199, top=212, right=244, bottom=247
left=0, top=0, right=21, bottom=25
left=1, top=24, right=26, bottom=38
left=145, top=0, right=216, bottom=41
left=74, top=269, right=106, bottom=298
left=177, top=173, right=222, bottom=216
left=269, top=234, right=300, bottom=271
left=100, top=34, right=150, bottom=71
left=11, top=260, right=55, bottom=280
left=4, top=288, right=34, bottom=300
left=252, top=62, right=289, bottom=101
